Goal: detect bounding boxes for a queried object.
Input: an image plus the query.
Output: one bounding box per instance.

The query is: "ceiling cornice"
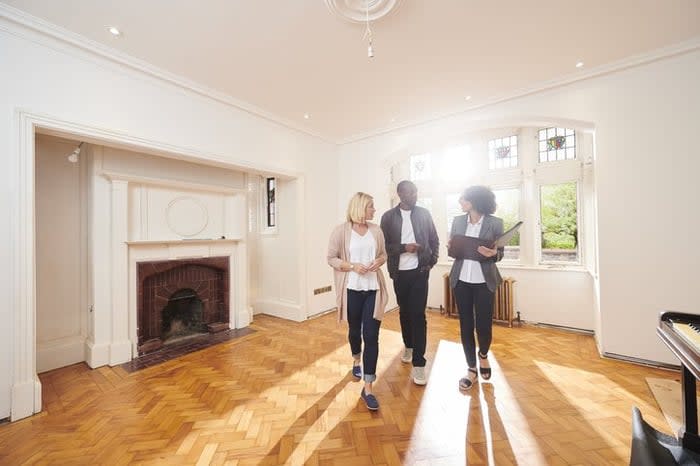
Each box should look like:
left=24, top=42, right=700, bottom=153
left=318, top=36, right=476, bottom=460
left=0, top=2, right=335, bottom=145
left=337, top=36, right=700, bottom=145
left=1, top=3, right=698, bottom=146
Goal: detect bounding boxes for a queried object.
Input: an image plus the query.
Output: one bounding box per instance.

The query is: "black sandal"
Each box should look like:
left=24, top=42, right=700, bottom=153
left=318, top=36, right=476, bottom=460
left=478, top=352, right=491, bottom=380
left=459, top=368, right=478, bottom=390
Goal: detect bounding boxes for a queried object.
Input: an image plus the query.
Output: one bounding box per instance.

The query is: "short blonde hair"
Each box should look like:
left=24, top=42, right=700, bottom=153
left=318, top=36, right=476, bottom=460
left=346, top=192, right=374, bottom=223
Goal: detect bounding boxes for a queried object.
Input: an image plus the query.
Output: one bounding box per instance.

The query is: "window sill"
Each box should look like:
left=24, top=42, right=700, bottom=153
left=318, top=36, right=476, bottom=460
left=435, top=261, right=591, bottom=274
left=499, top=263, right=589, bottom=273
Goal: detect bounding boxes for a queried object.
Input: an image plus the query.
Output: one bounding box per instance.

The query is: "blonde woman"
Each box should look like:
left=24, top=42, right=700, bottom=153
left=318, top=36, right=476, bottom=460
left=327, top=192, right=389, bottom=411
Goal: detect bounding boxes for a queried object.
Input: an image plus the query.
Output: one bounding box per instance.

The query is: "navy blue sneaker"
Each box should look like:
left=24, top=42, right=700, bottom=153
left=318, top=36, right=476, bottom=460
left=360, top=388, right=379, bottom=411
left=352, top=364, right=362, bottom=379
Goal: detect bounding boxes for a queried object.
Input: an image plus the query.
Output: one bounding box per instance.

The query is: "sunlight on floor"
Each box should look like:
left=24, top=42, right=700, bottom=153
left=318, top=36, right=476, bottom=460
left=407, top=339, right=547, bottom=465
left=184, top=342, right=357, bottom=462
left=282, top=327, right=407, bottom=464
left=533, top=360, right=663, bottom=440
left=181, top=326, right=408, bottom=464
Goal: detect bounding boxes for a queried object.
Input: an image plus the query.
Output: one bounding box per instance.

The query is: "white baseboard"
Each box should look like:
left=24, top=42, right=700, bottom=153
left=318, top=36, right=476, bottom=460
left=37, top=336, right=86, bottom=373
left=85, top=339, right=109, bottom=368
left=11, top=376, right=42, bottom=421
left=254, top=298, right=304, bottom=322
left=233, top=306, right=252, bottom=328
left=109, top=340, right=132, bottom=366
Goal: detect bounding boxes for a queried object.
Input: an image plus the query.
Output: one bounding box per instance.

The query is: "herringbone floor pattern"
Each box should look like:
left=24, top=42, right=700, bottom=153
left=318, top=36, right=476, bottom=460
left=0, top=310, right=677, bottom=465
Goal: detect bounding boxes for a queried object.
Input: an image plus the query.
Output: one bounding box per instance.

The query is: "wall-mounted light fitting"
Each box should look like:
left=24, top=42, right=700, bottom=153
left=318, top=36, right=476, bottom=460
left=68, top=142, right=83, bottom=163
left=363, top=1, right=374, bottom=58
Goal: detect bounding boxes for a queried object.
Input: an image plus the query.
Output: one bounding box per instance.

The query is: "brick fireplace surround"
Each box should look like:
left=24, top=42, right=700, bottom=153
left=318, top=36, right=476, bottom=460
left=137, top=256, right=230, bottom=354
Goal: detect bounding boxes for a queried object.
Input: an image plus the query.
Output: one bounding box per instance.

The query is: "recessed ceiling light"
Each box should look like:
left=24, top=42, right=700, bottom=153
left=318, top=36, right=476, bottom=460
left=390, top=117, right=396, bottom=123
left=465, top=95, right=472, bottom=101
left=575, top=61, right=584, bottom=68
left=108, top=26, right=121, bottom=36
left=303, top=113, right=310, bottom=120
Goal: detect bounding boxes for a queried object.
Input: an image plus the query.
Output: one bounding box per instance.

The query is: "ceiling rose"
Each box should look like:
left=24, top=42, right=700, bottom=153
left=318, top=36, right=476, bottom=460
left=324, top=0, right=403, bottom=23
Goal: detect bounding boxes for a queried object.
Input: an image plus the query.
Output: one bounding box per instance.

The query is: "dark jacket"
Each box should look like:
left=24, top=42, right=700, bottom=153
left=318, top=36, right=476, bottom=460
left=380, top=205, right=439, bottom=279
left=448, top=214, right=504, bottom=292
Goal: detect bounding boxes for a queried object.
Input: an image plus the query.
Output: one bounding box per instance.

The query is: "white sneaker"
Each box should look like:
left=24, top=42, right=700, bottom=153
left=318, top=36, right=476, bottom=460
left=412, top=366, right=427, bottom=385
left=401, top=348, right=413, bottom=364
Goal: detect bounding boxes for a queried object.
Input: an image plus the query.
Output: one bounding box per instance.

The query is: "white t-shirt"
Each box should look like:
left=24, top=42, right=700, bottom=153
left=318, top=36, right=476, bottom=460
left=399, top=208, right=419, bottom=271
left=347, top=229, right=379, bottom=291
left=459, top=214, right=486, bottom=284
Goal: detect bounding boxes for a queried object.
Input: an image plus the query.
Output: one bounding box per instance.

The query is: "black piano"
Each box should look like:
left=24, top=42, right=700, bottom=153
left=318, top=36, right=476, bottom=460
left=657, top=311, right=700, bottom=453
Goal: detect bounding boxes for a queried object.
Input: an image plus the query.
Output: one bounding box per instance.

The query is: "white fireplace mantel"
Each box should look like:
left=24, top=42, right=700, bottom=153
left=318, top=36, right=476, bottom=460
left=127, top=239, right=240, bottom=246
left=85, top=155, right=250, bottom=370
left=126, top=240, right=249, bottom=360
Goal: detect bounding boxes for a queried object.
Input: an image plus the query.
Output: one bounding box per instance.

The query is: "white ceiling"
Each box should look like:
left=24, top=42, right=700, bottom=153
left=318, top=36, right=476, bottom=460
left=3, top=0, right=700, bottom=143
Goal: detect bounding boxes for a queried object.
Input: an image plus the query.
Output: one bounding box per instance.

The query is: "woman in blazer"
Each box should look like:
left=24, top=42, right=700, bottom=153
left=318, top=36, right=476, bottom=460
left=448, top=186, right=504, bottom=390
left=327, top=192, right=389, bottom=410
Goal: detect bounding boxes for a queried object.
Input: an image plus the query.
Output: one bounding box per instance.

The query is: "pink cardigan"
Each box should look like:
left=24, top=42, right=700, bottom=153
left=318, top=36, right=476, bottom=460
left=327, top=222, right=389, bottom=322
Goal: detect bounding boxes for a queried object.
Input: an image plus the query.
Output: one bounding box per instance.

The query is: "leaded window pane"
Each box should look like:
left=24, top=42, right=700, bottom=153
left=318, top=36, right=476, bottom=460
left=489, top=135, right=518, bottom=169
left=539, top=127, right=576, bottom=162
left=410, top=153, right=432, bottom=181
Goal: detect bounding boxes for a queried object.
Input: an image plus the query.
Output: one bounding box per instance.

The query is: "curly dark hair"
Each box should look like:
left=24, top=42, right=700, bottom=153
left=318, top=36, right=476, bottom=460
left=461, top=185, right=497, bottom=215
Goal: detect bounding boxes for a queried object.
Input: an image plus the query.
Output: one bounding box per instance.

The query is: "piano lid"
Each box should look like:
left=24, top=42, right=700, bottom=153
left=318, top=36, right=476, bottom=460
left=658, top=311, right=700, bottom=380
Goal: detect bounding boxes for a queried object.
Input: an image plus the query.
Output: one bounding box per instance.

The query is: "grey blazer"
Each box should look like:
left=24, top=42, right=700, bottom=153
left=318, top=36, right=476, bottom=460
left=448, top=214, right=504, bottom=292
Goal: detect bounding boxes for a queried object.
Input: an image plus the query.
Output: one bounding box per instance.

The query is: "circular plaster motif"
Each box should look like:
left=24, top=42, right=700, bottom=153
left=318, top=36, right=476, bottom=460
left=324, top=0, right=403, bottom=23
left=166, top=197, right=209, bottom=237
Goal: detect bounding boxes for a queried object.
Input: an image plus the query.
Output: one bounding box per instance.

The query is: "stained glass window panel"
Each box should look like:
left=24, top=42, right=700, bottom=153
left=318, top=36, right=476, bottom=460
left=410, top=153, right=432, bottom=181
left=539, top=128, right=576, bottom=162
left=489, top=135, right=518, bottom=169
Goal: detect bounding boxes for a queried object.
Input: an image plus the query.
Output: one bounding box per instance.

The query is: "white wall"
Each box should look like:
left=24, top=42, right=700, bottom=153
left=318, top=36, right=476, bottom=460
left=35, top=135, right=87, bottom=373
left=255, top=178, right=304, bottom=320
left=0, top=20, right=336, bottom=419
left=339, top=49, right=700, bottom=365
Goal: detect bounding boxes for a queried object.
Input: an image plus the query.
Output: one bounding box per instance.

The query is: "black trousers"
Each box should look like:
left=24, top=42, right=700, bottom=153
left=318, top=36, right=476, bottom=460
left=393, top=268, right=429, bottom=367
left=347, top=289, right=381, bottom=382
left=454, top=281, right=494, bottom=368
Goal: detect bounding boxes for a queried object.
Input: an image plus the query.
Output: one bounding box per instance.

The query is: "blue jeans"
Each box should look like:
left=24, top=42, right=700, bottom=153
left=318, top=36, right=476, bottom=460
left=347, top=289, right=381, bottom=383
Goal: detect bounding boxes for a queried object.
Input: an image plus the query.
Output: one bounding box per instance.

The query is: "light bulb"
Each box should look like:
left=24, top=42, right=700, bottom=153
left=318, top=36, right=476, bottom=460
left=67, top=146, right=81, bottom=163
left=367, top=43, right=374, bottom=58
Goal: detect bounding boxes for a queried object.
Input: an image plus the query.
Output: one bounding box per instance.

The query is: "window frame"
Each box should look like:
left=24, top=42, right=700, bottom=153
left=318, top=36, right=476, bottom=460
left=260, top=176, right=278, bottom=235
left=391, top=127, right=590, bottom=270
left=491, top=183, right=523, bottom=264
left=536, top=180, right=583, bottom=266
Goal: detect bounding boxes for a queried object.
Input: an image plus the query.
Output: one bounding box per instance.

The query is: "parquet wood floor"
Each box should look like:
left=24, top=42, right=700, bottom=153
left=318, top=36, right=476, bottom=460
left=0, top=310, right=678, bottom=465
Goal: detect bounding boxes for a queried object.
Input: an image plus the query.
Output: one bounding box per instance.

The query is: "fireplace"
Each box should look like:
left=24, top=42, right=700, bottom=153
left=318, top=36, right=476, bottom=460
left=137, top=256, right=230, bottom=354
